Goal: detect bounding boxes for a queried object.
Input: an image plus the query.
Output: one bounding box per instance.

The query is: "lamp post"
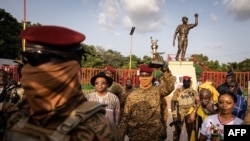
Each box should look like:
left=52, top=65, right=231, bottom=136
left=129, top=27, right=135, bottom=70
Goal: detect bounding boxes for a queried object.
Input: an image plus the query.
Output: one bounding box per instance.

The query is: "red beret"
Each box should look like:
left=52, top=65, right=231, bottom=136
left=21, top=25, right=85, bottom=50
left=105, top=66, right=115, bottom=73
left=139, top=64, right=153, bottom=73
left=183, top=76, right=191, bottom=80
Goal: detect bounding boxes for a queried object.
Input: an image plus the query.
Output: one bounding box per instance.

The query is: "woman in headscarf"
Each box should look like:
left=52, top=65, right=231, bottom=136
left=185, top=81, right=220, bottom=141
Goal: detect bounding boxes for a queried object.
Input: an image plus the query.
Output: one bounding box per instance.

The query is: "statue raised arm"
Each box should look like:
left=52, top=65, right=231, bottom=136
left=173, top=13, right=198, bottom=61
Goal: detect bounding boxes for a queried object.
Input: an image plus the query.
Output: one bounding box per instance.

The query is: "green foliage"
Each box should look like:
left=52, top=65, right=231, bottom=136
left=82, top=84, right=94, bottom=90
left=81, top=44, right=148, bottom=69
left=0, top=9, right=22, bottom=59
left=193, top=63, right=203, bottom=80
left=142, top=55, right=152, bottom=65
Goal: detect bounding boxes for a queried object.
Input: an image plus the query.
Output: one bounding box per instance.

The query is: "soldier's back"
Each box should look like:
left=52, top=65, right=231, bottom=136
left=2, top=101, right=122, bottom=141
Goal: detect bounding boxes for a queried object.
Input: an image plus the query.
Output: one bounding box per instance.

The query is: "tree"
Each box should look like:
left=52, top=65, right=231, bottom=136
left=81, top=44, right=105, bottom=68
left=142, top=55, right=152, bottom=65
left=239, top=59, right=250, bottom=72
left=0, top=9, right=22, bottom=59
left=122, top=55, right=142, bottom=69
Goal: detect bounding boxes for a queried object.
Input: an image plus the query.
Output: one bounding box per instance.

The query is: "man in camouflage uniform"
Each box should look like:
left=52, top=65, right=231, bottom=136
left=104, top=66, right=124, bottom=98
left=2, top=25, right=122, bottom=141
left=119, top=64, right=176, bottom=141
left=119, top=78, right=135, bottom=120
left=4, top=60, right=25, bottom=104
left=170, top=76, right=198, bottom=141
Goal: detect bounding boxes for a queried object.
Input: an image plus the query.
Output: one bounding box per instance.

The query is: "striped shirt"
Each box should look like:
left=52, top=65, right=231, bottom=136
left=85, top=92, right=120, bottom=125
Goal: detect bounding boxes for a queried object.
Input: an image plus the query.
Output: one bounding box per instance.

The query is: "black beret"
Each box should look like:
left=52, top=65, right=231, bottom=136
left=21, top=25, right=85, bottom=50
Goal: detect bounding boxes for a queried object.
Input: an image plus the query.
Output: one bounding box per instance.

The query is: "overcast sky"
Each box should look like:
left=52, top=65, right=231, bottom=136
left=1, top=0, right=250, bottom=64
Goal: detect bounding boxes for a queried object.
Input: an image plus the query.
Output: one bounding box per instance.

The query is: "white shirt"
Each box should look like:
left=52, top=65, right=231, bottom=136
left=85, top=92, right=120, bottom=125
left=200, top=114, right=243, bottom=141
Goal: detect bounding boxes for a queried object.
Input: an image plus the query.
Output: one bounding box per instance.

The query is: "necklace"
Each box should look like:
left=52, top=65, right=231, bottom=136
left=218, top=113, right=235, bottom=125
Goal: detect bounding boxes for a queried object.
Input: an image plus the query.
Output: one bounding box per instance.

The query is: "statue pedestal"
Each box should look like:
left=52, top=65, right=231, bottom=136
left=168, top=61, right=198, bottom=90
left=148, top=60, right=165, bottom=68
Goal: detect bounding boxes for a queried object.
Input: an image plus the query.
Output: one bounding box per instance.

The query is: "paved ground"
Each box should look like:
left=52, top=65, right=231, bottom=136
left=165, top=95, right=174, bottom=141
left=164, top=94, right=189, bottom=141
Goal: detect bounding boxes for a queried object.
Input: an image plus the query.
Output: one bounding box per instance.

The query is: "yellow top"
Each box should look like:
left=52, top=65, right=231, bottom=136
left=187, top=106, right=208, bottom=121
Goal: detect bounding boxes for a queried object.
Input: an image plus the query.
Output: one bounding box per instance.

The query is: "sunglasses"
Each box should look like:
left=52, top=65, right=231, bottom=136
left=139, top=73, right=152, bottom=77
left=22, top=50, right=77, bottom=66
left=94, top=82, right=107, bottom=86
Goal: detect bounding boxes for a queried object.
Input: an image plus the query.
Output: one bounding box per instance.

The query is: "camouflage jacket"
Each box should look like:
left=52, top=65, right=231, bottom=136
left=119, top=73, right=176, bottom=141
left=2, top=96, right=122, bottom=141
left=118, top=87, right=136, bottom=122
left=171, top=87, right=198, bottom=120
left=6, top=85, right=24, bottom=104
left=108, top=82, right=124, bottom=97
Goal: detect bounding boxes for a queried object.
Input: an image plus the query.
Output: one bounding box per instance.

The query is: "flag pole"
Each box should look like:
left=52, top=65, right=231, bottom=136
left=22, top=0, right=26, bottom=51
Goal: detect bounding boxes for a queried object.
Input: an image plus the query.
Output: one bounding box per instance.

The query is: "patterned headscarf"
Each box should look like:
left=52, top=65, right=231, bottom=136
left=198, top=81, right=219, bottom=103
left=21, top=60, right=83, bottom=121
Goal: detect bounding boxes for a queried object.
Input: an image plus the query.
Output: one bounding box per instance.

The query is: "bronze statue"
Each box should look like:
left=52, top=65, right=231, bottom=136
left=173, top=13, right=198, bottom=61
left=149, top=37, right=165, bottom=68
left=151, top=36, right=159, bottom=61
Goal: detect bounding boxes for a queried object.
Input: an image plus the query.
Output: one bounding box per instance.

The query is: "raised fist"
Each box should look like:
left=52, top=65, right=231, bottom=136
left=194, top=13, right=199, bottom=17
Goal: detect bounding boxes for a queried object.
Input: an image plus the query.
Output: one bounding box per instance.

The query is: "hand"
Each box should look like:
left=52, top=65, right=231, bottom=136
left=161, top=63, right=169, bottom=73
left=163, top=70, right=172, bottom=80
left=205, top=102, right=215, bottom=113
left=194, top=13, right=198, bottom=18
left=172, top=110, right=177, bottom=118
left=195, top=96, right=200, bottom=105
left=211, top=135, right=221, bottom=141
left=195, top=97, right=201, bottom=109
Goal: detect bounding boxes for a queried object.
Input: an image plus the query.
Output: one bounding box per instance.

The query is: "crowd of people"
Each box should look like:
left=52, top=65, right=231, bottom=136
left=0, top=25, right=249, bottom=141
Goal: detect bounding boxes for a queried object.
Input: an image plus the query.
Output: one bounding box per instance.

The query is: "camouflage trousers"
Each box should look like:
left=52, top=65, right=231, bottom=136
left=172, top=117, right=193, bottom=141
left=172, top=107, right=192, bottom=141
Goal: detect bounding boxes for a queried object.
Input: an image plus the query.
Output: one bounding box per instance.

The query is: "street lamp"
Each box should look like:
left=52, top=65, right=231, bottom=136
left=129, top=26, right=135, bottom=70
